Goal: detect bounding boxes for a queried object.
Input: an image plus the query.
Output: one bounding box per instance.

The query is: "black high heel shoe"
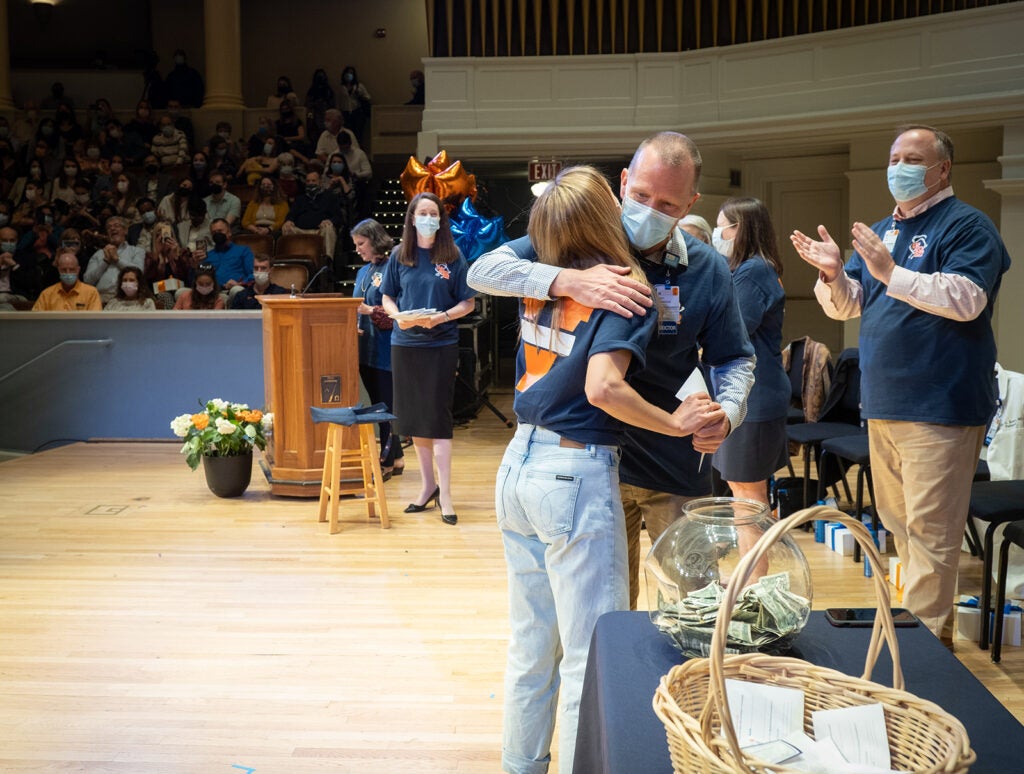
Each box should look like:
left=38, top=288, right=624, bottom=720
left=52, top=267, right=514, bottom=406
left=441, top=512, right=458, bottom=526
left=404, top=486, right=440, bottom=513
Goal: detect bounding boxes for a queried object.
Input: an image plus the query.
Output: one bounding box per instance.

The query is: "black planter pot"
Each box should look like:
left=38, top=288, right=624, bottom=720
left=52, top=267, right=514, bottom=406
left=202, top=451, right=253, bottom=497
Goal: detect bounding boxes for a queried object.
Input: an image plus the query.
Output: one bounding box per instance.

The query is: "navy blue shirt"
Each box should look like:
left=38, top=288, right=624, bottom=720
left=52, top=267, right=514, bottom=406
left=732, top=256, right=789, bottom=422
left=504, top=234, right=754, bottom=495
left=846, top=196, right=1010, bottom=426
left=379, top=246, right=476, bottom=348
left=514, top=298, right=656, bottom=446
left=354, top=260, right=392, bottom=370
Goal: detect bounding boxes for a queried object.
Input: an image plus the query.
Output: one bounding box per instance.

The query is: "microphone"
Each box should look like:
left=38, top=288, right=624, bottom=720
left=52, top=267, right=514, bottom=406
left=301, top=265, right=331, bottom=295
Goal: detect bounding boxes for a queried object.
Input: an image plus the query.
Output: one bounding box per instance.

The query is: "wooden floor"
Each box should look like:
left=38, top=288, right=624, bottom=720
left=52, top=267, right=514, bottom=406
left=1, top=393, right=1021, bottom=773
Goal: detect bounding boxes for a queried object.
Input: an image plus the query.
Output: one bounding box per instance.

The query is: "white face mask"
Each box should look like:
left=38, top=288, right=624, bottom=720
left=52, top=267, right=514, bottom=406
left=116, top=181, right=129, bottom=193
left=711, top=226, right=734, bottom=259
left=620, top=196, right=680, bottom=250
left=121, top=281, right=138, bottom=296
left=414, top=214, right=441, bottom=238
left=254, top=271, right=270, bottom=285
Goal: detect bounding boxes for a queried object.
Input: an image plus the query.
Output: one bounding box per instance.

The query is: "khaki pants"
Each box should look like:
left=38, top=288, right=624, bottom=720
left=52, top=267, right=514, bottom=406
left=621, top=482, right=704, bottom=610
left=868, top=419, right=985, bottom=639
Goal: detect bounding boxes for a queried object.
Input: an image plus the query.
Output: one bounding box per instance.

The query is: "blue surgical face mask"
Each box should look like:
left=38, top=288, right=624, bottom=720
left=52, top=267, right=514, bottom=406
left=60, top=272, right=79, bottom=285
left=414, top=214, right=441, bottom=238
left=142, top=211, right=156, bottom=225
left=1, top=240, right=16, bottom=252
left=711, top=227, right=734, bottom=259
left=620, top=196, right=680, bottom=251
left=887, top=161, right=940, bottom=202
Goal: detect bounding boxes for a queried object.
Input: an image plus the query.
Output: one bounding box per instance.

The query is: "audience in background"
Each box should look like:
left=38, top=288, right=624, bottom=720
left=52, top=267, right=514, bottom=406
left=315, top=109, right=360, bottom=161
left=304, top=68, right=335, bottom=137
left=174, top=264, right=224, bottom=310
left=83, top=216, right=145, bottom=304
left=243, top=176, right=289, bottom=237
left=204, top=218, right=254, bottom=300
left=128, top=198, right=159, bottom=253
left=104, top=265, right=156, bottom=311
left=267, top=76, right=299, bottom=111
left=204, top=171, right=241, bottom=230
left=33, top=249, right=101, bottom=311
left=229, top=253, right=290, bottom=310
left=124, top=101, right=158, bottom=148
left=164, top=49, right=205, bottom=108
left=282, top=169, right=341, bottom=261
left=151, top=115, right=189, bottom=169
left=339, top=66, right=371, bottom=144
left=175, top=198, right=212, bottom=253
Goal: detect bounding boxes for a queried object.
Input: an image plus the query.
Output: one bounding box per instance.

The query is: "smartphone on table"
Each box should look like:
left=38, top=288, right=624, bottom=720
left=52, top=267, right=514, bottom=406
left=824, top=607, right=920, bottom=627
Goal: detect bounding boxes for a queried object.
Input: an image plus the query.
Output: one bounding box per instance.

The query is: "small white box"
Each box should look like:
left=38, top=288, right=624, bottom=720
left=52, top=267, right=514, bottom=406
left=956, top=607, right=1022, bottom=646
left=826, top=525, right=855, bottom=556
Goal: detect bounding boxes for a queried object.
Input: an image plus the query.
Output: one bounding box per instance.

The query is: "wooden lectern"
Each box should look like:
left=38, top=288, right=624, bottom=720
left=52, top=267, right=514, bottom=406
left=259, top=294, right=362, bottom=497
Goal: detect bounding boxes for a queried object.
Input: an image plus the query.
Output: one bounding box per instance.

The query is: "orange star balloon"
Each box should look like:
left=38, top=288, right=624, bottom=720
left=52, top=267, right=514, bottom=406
left=400, top=150, right=477, bottom=208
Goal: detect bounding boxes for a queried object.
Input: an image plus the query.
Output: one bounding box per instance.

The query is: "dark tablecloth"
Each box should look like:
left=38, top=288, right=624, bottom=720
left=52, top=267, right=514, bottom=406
left=574, top=611, right=1023, bottom=773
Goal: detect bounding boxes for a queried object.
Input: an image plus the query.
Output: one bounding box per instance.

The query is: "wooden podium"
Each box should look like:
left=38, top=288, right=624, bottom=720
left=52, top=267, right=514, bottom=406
left=259, top=294, right=362, bottom=497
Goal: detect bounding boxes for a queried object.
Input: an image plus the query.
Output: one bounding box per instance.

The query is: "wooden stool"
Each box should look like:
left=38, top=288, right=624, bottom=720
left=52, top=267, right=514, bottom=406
left=312, top=407, right=393, bottom=534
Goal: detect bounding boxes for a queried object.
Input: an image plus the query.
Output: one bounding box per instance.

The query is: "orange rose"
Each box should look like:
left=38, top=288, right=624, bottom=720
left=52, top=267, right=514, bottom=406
left=192, top=413, right=209, bottom=430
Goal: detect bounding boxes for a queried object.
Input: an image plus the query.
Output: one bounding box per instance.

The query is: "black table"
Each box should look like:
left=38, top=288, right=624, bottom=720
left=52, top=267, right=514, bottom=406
left=574, top=611, right=1024, bottom=773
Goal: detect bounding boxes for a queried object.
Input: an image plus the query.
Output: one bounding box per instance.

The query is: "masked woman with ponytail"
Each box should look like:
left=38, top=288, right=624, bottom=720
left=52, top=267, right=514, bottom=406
left=380, top=192, right=476, bottom=526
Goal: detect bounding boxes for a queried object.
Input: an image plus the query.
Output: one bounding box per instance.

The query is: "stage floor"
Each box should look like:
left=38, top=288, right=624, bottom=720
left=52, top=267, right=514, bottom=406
left=1, top=398, right=1020, bottom=772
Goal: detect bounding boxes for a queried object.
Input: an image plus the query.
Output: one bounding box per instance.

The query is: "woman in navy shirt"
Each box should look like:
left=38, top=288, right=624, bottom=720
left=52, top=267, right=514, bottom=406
left=352, top=218, right=404, bottom=479
left=380, top=193, right=475, bottom=525
left=711, top=197, right=790, bottom=506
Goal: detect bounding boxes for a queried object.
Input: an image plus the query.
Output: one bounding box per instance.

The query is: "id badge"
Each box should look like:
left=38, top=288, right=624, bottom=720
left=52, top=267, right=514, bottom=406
left=656, top=283, right=681, bottom=335
left=882, top=228, right=899, bottom=253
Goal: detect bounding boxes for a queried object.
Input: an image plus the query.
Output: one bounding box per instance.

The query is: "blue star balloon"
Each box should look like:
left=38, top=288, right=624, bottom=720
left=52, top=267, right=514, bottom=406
left=450, top=197, right=509, bottom=263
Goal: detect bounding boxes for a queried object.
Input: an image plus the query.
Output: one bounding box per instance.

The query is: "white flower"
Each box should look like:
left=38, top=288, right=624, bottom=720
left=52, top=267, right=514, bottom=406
left=209, top=398, right=229, bottom=412
left=170, top=414, right=193, bottom=437
left=215, top=417, right=237, bottom=434
left=231, top=402, right=249, bottom=411
left=261, top=413, right=274, bottom=431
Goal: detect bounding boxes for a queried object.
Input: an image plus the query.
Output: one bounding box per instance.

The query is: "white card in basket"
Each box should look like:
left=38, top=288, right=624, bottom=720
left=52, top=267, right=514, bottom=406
left=725, top=678, right=804, bottom=745
left=811, top=703, right=891, bottom=771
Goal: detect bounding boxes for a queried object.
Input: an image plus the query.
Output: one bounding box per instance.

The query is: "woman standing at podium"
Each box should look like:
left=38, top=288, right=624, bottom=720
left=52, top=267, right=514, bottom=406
left=352, top=218, right=404, bottom=478
left=495, top=166, right=720, bottom=774
left=380, top=192, right=476, bottom=525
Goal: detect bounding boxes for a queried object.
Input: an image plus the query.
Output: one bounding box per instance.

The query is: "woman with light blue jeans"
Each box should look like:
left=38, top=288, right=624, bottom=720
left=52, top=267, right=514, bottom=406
left=493, top=166, right=721, bottom=774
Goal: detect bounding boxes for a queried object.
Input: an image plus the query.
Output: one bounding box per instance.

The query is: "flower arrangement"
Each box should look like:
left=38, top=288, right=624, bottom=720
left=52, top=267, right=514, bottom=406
left=171, top=398, right=274, bottom=471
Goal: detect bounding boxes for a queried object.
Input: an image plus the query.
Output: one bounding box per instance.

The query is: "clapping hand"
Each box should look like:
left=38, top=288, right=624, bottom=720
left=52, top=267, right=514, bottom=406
left=790, top=225, right=844, bottom=283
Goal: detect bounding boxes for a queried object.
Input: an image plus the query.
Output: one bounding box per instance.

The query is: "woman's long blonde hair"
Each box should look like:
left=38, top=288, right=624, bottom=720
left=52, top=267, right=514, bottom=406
left=526, top=165, right=649, bottom=329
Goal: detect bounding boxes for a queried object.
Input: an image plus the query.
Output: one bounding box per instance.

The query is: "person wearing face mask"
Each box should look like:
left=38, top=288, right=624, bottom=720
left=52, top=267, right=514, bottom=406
left=469, top=131, right=755, bottom=610
left=243, top=176, right=289, bottom=236
left=314, top=109, right=361, bottom=163
left=83, top=216, right=145, bottom=304
left=144, top=222, right=190, bottom=307
left=791, top=124, right=1012, bottom=643
left=281, top=170, right=342, bottom=260
left=108, top=174, right=139, bottom=221
left=51, top=159, right=82, bottom=206
left=76, top=141, right=104, bottom=177
left=275, top=98, right=308, bottom=155
left=9, top=157, right=51, bottom=206
left=157, top=178, right=194, bottom=225
left=335, top=133, right=373, bottom=221
left=0, top=225, right=29, bottom=309
left=125, top=100, right=159, bottom=148
left=151, top=116, right=189, bottom=168
left=229, top=253, right=289, bottom=310
left=127, top=198, right=161, bottom=255
left=32, top=249, right=101, bottom=311
left=187, top=151, right=211, bottom=198
left=166, top=99, right=196, bottom=148
left=174, top=265, right=224, bottom=310
left=267, top=76, right=299, bottom=111
left=163, top=49, right=205, bottom=109
left=350, top=218, right=404, bottom=478
left=12, top=102, right=39, bottom=154
left=203, top=171, right=241, bottom=229
left=240, top=130, right=282, bottom=186
left=103, top=265, right=156, bottom=311
left=708, top=198, right=789, bottom=509
left=380, top=192, right=477, bottom=526
left=139, top=153, right=175, bottom=203
left=203, top=218, right=254, bottom=301
left=205, top=136, right=239, bottom=181
left=338, top=66, right=371, bottom=144
left=175, top=198, right=212, bottom=254
left=304, top=68, right=336, bottom=137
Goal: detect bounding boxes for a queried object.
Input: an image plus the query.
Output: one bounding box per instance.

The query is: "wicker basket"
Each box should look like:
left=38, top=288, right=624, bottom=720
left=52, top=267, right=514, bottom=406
left=652, top=505, right=975, bottom=774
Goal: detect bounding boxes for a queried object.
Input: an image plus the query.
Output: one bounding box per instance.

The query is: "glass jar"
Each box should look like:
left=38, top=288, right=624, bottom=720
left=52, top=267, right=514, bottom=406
left=644, top=497, right=812, bottom=657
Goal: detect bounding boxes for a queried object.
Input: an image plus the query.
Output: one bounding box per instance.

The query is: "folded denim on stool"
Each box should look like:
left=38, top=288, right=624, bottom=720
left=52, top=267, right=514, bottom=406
left=309, top=403, right=397, bottom=426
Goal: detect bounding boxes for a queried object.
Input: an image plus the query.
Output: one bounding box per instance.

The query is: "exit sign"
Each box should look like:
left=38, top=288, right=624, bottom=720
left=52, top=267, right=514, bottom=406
left=528, top=159, right=563, bottom=182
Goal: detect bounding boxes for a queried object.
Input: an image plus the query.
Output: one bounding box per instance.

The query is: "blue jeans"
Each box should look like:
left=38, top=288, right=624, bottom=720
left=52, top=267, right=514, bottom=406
left=496, top=424, right=627, bottom=774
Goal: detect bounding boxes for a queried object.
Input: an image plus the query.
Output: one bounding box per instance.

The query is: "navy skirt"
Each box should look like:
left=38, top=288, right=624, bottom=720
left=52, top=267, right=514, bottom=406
left=712, top=416, right=789, bottom=482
